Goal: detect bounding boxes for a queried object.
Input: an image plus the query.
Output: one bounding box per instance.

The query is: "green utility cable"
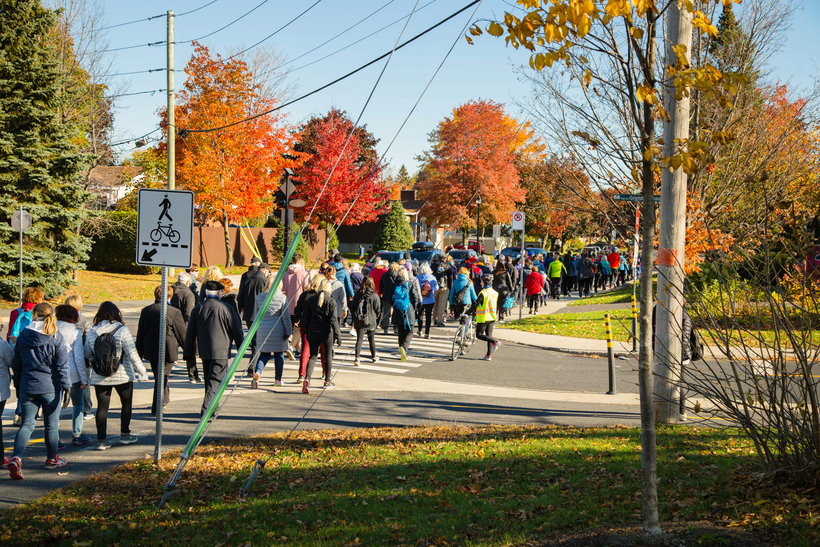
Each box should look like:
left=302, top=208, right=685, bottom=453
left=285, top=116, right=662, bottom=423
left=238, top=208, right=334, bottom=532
left=158, top=232, right=301, bottom=508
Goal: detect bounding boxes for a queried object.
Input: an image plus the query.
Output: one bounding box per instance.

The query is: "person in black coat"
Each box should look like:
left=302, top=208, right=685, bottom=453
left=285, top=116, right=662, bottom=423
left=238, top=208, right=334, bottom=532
left=183, top=281, right=245, bottom=416
left=238, top=262, right=269, bottom=373
left=301, top=278, right=341, bottom=393
left=136, top=285, right=187, bottom=413
left=170, top=272, right=196, bottom=324
left=237, top=257, right=262, bottom=317
left=350, top=276, right=381, bottom=366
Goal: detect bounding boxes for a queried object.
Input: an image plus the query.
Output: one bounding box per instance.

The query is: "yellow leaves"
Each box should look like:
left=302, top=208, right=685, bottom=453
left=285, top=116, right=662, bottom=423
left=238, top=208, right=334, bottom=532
left=692, top=10, right=718, bottom=38
left=635, top=82, right=658, bottom=105
left=630, top=26, right=644, bottom=41
left=487, top=21, right=504, bottom=37
left=583, top=69, right=593, bottom=87
left=605, top=0, right=632, bottom=18
left=571, top=130, right=601, bottom=148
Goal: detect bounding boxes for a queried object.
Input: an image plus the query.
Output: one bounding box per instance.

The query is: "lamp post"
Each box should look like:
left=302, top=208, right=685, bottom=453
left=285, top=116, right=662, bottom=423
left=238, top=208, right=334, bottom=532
left=476, top=195, right=482, bottom=254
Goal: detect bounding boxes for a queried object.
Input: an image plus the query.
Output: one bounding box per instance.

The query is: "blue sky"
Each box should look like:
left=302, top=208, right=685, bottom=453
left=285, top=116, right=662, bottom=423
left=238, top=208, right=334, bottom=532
left=100, top=0, right=818, bottom=175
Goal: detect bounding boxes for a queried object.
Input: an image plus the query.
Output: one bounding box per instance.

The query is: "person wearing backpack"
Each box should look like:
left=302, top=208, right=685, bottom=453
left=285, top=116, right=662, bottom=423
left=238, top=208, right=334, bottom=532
left=385, top=268, right=421, bottom=361
left=302, top=279, right=341, bottom=392
left=84, top=302, right=148, bottom=451
left=7, top=287, right=43, bottom=426
left=492, top=261, right=513, bottom=322
left=416, top=262, right=438, bottom=339
left=378, top=263, right=404, bottom=334
left=8, top=303, right=70, bottom=479
left=0, top=315, right=14, bottom=468
left=350, top=276, right=381, bottom=367
left=448, top=267, right=478, bottom=320
left=295, top=275, right=327, bottom=383
left=432, top=256, right=452, bottom=327
left=525, top=263, right=545, bottom=313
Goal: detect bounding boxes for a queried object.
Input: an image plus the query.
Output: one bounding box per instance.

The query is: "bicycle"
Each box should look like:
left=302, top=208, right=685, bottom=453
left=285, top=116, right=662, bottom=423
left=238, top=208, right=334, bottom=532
left=151, top=224, right=180, bottom=243
left=451, top=312, right=475, bottom=361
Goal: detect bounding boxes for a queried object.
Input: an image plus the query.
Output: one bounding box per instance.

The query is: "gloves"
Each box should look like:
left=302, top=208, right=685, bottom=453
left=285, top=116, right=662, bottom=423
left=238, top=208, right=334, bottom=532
left=61, top=388, right=71, bottom=409
left=335, top=337, right=342, bottom=348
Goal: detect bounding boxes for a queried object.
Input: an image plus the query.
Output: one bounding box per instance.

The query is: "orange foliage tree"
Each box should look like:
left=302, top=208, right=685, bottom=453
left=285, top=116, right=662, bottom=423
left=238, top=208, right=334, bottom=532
left=162, top=42, right=301, bottom=267
left=415, top=99, right=539, bottom=242
left=292, top=108, right=389, bottom=231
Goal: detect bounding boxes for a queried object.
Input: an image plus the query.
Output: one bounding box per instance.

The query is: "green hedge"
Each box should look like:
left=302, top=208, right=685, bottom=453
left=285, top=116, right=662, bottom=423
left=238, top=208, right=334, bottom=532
left=86, top=211, right=158, bottom=274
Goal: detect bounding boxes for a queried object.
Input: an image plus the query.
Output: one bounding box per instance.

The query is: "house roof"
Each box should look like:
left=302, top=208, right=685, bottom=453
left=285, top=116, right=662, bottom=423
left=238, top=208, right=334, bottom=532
left=85, top=165, right=141, bottom=190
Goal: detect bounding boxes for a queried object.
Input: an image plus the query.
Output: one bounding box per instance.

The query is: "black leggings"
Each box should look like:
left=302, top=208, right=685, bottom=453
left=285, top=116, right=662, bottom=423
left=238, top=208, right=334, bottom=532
left=94, top=382, right=134, bottom=441
left=307, top=331, right=334, bottom=381
left=579, top=277, right=592, bottom=297
left=355, top=327, right=376, bottom=360
left=0, top=400, right=5, bottom=458
left=417, top=303, right=434, bottom=335
left=476, top=322, right=496, bottom=354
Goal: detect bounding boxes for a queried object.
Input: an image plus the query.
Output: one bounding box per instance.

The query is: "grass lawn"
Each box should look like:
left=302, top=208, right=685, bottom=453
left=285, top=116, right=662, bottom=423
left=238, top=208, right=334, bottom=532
left=567, top=285, right=635, bottom=306
left=501, top=309, right=637, bottom=342
left=0, top=425, right=811, bottom=546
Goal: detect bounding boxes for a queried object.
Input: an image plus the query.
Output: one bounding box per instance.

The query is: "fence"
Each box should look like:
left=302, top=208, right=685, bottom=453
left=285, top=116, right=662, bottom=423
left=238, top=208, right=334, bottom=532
left=192, top=226, right=327, bottom=267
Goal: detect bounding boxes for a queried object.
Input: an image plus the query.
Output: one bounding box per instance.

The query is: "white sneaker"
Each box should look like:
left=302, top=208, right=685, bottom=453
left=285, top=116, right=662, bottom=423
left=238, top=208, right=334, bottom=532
left=354, top=359, right=361, bottom=367
left=372, top=355, right=379, bottom=363
left=285, top=348, right=295, bottom=361
left=349, top=328, right=356, bottom=336
left=399, top=347, right=407, bottom=361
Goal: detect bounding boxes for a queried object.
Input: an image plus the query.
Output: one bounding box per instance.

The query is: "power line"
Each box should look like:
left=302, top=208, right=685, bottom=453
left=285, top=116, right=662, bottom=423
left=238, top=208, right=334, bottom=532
left=180, top=0, right=482, bottom=135
left=111, top=89, right=165, bottom=98
left=94, top=0, right=220, bottom=32
left=110, top=127, right=163, bottom=147
left=177, top=0, right=221, bottom=17
left=178, top=0, right=271, bottom=43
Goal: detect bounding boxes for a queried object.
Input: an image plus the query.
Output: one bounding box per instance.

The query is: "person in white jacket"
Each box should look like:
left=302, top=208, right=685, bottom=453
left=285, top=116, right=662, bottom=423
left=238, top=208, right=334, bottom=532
left=83, top=302, right=147, bottom=451
left=55, top=305, right=90, bottom=447
left=0, top=315, right=14, bottom=468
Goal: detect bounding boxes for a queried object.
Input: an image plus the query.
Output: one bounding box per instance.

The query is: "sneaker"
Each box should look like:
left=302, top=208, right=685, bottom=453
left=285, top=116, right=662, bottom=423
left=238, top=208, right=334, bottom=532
left=1, top=456, right=9, bottom=469
left=492, top=340, right=502, bottom=353
left=71, top=434, right=91, bottom=447
left=296, top=376, right=305, bottom=384
left=8, top=457, right=23, bottom=480
left=13, top=415, right=21, bottom=427
left=382, top=329, right=390, bottom=335
left=188, top=376, right=197, bottom=384
left=119, top=433, right=138, bottom=445
left=274, top=380, right=283, bottom=386
left=354, top=359, right=361, bottom=367
left=424, top=334, right=430, bottom=339
left=482, top=354, right=492, bottom=361
left=251, top=372, right=260, bottom=389
left=57, top=442, right=66, bottom=451
left=372, top=355, right=379, bottom=363
left=83, top=412, right=95, bottom=421
left=96, top=440, right=111, bottom=451
left=43, top=456, right=67, bottom=470
left=399, top=347, right=407, bottom=361
left=349, top=328, right=356, bottom=337
left=286, top=348, right=296, bottom=361
left=323, top=381, right=336, bottom=389
left=302, top=379, right=310, bottom=394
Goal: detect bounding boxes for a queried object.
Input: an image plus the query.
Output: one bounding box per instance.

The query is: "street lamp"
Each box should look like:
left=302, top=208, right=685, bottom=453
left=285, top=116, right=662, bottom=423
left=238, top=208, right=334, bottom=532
left=475, top=195, right=482, bottom=254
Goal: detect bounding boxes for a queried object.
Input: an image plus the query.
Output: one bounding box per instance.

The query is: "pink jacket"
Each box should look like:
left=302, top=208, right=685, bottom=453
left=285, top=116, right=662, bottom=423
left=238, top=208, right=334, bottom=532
left=282, top=264, right=310, bottom=315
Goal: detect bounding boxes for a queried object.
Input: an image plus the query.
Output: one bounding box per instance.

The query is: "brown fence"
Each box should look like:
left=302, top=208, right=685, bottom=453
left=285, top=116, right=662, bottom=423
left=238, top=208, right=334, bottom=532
left=192, top=226, right=327, bottom=267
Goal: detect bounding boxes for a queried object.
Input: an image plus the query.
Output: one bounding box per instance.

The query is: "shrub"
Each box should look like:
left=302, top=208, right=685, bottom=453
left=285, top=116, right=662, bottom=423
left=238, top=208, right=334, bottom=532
left=373, top=201, right=413, bottom=251
left=86, top=211, right=158, bottom=274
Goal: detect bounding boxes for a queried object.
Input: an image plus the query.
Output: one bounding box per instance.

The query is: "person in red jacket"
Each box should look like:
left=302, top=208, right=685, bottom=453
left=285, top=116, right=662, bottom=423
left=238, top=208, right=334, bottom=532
left=368, top=259, right=388, bottom=296
left=525, top=264, right=545, bottom=314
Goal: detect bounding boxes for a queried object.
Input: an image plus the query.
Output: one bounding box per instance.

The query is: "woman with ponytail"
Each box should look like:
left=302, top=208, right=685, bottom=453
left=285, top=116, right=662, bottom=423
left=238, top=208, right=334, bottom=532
left=301, top=278, right=341, bottom=393
left=8, top=303, right=71, bottom=479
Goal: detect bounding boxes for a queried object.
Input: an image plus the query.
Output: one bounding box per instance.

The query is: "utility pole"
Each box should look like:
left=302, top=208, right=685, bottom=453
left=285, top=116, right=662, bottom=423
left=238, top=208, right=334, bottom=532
left=654, top=1, right=692, bottom=424
left=155, top=10, right=175, bottom=462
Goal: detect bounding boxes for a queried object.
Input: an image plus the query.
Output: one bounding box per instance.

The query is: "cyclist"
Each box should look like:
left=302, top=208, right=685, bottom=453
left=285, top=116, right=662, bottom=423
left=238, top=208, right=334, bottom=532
left=449, top=266, right=478, bottom=321
left=475, top=274, right=502, bottom=361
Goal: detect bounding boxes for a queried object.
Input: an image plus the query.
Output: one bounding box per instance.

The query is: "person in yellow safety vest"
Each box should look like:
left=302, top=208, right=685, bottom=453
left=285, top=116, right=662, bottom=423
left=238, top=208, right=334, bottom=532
left=475, top=274, right=502, bottom=361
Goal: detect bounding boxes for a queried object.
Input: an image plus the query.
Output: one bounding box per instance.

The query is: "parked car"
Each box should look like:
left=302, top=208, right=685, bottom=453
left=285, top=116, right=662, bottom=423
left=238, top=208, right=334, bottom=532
left=446, top=240, right=486, bottom=254
left=582, top=245, right=602, bottom=256
left=448, top=249, right=478, bottom=264
left=409, top=247, right=444, bottom=265
left=365, top=250, right=405, bottom=270
left=499, top=247, right=523, bottom=260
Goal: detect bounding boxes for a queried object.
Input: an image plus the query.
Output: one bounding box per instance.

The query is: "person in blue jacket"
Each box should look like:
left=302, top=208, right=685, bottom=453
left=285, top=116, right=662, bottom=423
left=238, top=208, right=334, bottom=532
left=448, top=266, right=479, bottom=319
left=8, top=303, right=70, bottom=479
left=330, top=253, right=355, bottom=301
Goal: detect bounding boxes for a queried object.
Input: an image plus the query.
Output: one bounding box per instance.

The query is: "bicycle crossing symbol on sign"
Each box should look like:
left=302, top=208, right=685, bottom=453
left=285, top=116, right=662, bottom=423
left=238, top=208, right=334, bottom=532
left=136, top=188, right=194, bottom=268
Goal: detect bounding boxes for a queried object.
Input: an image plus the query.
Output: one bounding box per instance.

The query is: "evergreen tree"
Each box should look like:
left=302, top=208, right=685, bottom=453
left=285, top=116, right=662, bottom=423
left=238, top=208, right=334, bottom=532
left=372, top=201, right=413, bottom=251
left=0, top=0, right=93, bottom=299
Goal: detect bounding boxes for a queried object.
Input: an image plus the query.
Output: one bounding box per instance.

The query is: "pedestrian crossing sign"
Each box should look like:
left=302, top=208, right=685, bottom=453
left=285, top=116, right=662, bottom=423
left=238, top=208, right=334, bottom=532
left=136, top=188, right=195, bottom=268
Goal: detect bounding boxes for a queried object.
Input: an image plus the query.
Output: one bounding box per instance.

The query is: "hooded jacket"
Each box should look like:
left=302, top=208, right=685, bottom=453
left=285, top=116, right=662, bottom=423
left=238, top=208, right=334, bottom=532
left=282, top=263, right=311, bottom=316
left=350, top=288, right=381, bottom=330
left=170, top=281, right=196, bottom=323
left=0, top=338, right=12, bottom=402
left=57, top=321, right=87, bottom=386
left=254, top=290, right=293, bottom=353
left=239, top=269, right=268, bottom=322
left=13, top=321, right=70, bottom=395
left=577, top=257, right=595, bottom=279
left=330, top=260, right=355, bottom=299
left=183, top=298, right=245, bottom=362
left=84, top=321, right=147, bottom=386
left=416, top=273, right=438, bottom=306
left=449, top=273, right=478, bottom=306
left=379, top=268, right=404, bottom=302
left=302, top=291, right=341, bottom=342
left=526, top=270, right=545, bottom=295
left=369, top=265, right=388, bottom=296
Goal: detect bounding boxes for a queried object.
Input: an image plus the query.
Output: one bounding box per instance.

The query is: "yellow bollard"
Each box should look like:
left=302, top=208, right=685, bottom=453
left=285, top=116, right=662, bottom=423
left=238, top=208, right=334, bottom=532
left=631, top=293, right=638, bottom=352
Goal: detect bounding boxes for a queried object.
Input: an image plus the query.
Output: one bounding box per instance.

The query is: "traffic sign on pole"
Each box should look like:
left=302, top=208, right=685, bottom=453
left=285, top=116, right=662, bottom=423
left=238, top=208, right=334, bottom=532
left=136, top=188, right=194, bottom=268
left=10, top=209, right=32, bottom=232
left=614, top=193, right=661, bottom=203
left=511, top=211, right=525, bottom=230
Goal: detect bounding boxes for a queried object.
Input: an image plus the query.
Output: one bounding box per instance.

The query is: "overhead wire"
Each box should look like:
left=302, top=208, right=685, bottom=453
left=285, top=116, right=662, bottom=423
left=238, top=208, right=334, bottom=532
left=177, top=0, right=271, bottom=43
left=178, top=0, right=482, bottom=135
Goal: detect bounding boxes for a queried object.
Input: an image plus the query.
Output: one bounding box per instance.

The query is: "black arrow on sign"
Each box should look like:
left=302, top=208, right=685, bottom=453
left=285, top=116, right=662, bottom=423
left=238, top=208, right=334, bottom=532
left=141, top=249, right=158, bottom=262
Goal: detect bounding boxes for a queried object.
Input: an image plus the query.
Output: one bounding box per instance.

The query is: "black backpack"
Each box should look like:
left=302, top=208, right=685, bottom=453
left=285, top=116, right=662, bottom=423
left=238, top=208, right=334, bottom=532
left=353, top=295, right=368, bottom=323
left=92, top=324, right=124, bottom=377
left=452, top=285, right=470, bottom=306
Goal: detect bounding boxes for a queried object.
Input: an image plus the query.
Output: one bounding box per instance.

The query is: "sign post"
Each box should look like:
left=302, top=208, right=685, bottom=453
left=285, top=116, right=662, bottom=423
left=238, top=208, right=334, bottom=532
left=511, top=212, right=525, bottom=323
left=613, top=193, right=661, bottom=203
left=137, top=188, right=192, bottom=462
left=11, top=207, right=32, bottom=302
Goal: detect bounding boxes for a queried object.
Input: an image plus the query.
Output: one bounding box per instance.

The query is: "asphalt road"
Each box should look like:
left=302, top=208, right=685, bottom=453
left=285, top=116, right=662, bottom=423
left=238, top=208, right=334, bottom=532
left=1, top=302, right=642, bottom=508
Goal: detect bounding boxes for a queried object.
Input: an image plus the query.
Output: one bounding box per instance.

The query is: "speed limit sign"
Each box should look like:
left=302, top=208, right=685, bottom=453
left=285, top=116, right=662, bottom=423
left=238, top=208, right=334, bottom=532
left=511, top=211, right=525, bottom=230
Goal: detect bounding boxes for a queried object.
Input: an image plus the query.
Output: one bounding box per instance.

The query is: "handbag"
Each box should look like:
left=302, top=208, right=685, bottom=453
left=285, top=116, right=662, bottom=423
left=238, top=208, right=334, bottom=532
left=504, top=295, right=514, bottom=309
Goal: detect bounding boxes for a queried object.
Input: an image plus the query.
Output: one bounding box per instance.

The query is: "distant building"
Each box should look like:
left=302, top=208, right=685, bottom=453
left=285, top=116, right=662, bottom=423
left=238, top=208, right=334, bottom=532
left=335, top=189, right=430, bottom=253
left=83, top=165, right=142, bottom=210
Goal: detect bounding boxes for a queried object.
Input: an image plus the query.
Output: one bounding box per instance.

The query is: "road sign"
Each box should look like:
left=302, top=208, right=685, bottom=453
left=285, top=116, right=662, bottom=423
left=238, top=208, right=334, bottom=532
left=136, top=188, right=194, bottom=268
left=10, top=209, right=32, bottom=232
left=613, top=193, right=661, bottom=203
left=511, top=211, right=525, bottom=230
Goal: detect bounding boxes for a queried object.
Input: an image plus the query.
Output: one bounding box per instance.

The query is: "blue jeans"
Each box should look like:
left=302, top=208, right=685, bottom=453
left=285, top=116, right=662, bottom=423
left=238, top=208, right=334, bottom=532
left=255, top=352, right=284, bottom=380
left=70, top=382, right=85, bottom=438
left=13, top=392, right=60, bottom=461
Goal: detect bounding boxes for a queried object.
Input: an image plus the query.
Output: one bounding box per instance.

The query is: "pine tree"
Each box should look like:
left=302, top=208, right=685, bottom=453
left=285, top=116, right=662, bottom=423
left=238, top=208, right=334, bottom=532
left=0, top=0, right=93, bottom=299
left=372, top=201, right=413, bottom=252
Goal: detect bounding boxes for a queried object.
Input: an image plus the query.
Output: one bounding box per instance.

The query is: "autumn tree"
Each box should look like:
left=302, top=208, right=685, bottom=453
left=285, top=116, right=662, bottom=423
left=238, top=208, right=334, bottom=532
left=293, top=108, right=389, bottom=233
left=166, top=42, right=300, bottom=267
left=415, top=99, right=537, bottom=244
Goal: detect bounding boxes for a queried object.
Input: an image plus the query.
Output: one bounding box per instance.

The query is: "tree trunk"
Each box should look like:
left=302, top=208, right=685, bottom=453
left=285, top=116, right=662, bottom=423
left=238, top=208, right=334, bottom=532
left=638, top=9, right=664, bottom=544
left=222, top=210, right=234, bottom=268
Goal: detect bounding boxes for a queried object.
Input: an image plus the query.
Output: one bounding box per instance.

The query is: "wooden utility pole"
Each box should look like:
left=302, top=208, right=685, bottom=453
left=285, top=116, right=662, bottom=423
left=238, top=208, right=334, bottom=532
left=654, top=1, right=692, bottom=424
